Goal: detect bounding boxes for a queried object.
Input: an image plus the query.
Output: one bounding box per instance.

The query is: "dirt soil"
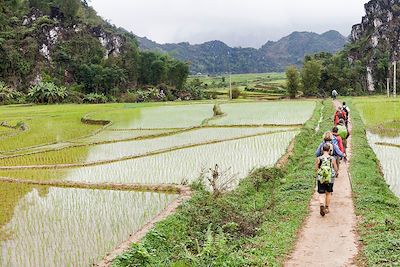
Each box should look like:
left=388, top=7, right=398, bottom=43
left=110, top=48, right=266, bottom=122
left=285, top=100, right=359, bottom=267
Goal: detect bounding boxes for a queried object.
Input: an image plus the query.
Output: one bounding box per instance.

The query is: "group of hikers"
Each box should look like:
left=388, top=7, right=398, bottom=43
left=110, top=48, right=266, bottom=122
left=315, top=101, right=350, bottom=216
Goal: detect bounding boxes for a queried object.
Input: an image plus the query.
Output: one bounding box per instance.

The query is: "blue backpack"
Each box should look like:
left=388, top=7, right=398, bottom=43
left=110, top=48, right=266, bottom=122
left=332, top=135, right=339, bottom=147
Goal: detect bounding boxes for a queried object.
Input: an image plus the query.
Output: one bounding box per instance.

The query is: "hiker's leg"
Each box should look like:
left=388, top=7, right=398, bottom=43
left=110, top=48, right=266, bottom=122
left=319, top=193, right=326, bottom=206
left=319, top=193, right=326, bottom=216
left=325, top=192, right=331, bottom=207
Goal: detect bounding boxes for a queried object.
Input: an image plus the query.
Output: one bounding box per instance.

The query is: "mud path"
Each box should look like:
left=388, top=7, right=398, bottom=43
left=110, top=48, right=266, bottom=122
left=285, top=100, right=359, bottom=267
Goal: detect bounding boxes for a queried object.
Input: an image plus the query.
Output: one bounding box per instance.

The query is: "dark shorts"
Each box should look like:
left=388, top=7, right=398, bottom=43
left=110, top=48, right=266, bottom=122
left=317, top=181, right=334, bottom=193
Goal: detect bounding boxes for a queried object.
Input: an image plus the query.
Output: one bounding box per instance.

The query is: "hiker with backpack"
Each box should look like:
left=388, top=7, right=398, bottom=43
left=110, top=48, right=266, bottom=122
left=332, top=126, right=345, bottom=153
left=334, top=107, right=347, bottom=126
left=342, top=102, right=350, bottom=127
left=315, top=143, right=338, bottom=216
left=315, top=132, right=346, bottom=159
left=337, top=119, right=350, bottom=150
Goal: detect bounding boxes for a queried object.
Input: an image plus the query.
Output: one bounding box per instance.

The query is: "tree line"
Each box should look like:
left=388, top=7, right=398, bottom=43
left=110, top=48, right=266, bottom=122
left=287, top=42, right=393, bottom=98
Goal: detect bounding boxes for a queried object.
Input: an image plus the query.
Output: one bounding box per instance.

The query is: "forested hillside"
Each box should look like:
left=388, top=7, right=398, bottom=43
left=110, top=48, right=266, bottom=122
left=136, top=31, right=347, bottom=74
left=0, top=0, right=193, bottom=104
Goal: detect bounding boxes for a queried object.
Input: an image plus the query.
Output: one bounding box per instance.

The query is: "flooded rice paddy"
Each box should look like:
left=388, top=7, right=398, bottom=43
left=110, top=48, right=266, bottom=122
left=367, top=132, right=400, bottom=196
left=0, top=183, right=176, bottom=267
left=0, top=100, right=316, bottom=265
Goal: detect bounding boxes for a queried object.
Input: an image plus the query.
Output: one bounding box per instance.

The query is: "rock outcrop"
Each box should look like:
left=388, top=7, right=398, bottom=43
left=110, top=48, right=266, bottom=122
left=2, top=6, right=131, bottom=87
left=350, top=0, right=400, bottom=91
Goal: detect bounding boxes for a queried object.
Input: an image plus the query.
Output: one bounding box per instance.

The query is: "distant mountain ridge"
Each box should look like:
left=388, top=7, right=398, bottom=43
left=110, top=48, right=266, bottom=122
left=136, top=30, right=348, bottom=74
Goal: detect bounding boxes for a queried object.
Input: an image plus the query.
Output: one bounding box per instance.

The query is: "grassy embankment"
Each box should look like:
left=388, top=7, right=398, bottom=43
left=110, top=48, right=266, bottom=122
left=113, top=100, right=334, bottom=266
left=350, top=99, right=400, bottom=265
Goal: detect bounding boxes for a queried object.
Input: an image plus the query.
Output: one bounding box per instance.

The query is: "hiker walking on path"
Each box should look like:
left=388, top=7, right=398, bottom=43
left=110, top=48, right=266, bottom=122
left=285, top=100, right=358, bottom=266
left=334, top=106, right=347, bottom=126
left=332, top=89, right=338, bottom=100
left=337, top=119, right=350, bottom=150
left=315, top=143, right=338, bottom=216
left=332, top=126, right=345, bottom=153
left=315, top=132, right=346, bottom=160
left=342, top=102, right=350, bottom=127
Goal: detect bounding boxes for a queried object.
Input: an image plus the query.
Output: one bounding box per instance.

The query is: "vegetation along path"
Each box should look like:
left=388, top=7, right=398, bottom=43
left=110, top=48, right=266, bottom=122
left=285, top=100, right=359, bottom=266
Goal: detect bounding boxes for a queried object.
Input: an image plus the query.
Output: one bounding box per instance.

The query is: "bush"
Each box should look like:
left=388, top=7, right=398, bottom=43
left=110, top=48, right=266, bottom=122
left=83, top=93, right=108, bottom=104
left=28, top=82, right=69, bottom=104
left=0, top=82, right=22, bottom=104
left=136, top=88, right=160, bottom=102
left=119, top=91, right=138, bottom=103
left=64, top=90, right=84, bottom=104
left=213, top=104, right=223, bottom=116
left=231, top=88, right=241, bottom=99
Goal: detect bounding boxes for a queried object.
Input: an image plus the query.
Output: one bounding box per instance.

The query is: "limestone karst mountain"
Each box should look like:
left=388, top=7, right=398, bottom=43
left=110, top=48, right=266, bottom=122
left=350, top=0, right=400, bottom=91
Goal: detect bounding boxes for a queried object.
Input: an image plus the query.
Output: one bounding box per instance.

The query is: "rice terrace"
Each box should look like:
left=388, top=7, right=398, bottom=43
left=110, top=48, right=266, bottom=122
left=1, top=0, right=400, bottom=266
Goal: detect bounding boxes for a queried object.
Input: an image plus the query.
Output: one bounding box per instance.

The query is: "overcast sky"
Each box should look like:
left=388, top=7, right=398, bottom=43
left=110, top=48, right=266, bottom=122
left=90, top=0, right=367, bottom=48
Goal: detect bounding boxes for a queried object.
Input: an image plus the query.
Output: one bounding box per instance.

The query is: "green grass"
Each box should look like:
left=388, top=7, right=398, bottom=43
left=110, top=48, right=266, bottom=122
left=350, top=101, right=400, bottom=265
left=112, top=100, right=335, bottom=266
left=353, top=97, right=400, bottom=136
left=0, top=104, right=108, bottom=152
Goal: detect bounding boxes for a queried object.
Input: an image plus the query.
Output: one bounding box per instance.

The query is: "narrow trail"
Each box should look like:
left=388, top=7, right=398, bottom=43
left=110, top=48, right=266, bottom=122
left=285, top=100, right=359, bottom=267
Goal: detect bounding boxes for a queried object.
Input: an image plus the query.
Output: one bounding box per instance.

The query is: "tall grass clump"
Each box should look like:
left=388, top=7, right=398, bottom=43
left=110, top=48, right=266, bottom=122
left=213, top=104, right=223, bottom=116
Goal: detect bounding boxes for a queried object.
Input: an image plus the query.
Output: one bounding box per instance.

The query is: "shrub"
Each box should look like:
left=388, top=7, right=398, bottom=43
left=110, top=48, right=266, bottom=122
left=83, top=93, right=108, bottom=104
left=112, top=243, right=151, bottom=266
left=136, top=88, right=160, bottom=102
left=64, top=90, right=84, bottom=104
left=119, top=92, right=138, bottom=103
left=28, top=82, right=69, bottom=104
left=213, top=104, right=223, bottom=116
left=0, top=82, right=22, bottom=104
left=231, top=88, right=241, bottom=99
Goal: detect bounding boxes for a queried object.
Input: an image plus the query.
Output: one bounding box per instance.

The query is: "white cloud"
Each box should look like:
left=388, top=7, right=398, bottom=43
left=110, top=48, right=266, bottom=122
left=89, top=0, right=367, bottom=48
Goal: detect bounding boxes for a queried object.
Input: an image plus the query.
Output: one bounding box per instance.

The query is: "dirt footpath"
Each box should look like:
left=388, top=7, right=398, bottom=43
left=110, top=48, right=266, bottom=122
left=285, top=100, right=359, bottom=267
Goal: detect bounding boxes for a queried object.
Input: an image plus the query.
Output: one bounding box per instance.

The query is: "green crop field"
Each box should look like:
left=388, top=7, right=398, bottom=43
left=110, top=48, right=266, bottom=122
left=0, top=183, right=176, bottom=266
left=354, top=97, right=400, bottom=197
left=189, top=72, right=287, bottom=100
left=0, top=99, right=315, bottom=266
left=354, top=97, right=400, bottom=134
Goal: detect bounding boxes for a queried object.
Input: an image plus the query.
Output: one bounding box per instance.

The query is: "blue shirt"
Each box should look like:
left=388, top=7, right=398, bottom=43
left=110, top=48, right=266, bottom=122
left=315, top=141, right=345, bottom=158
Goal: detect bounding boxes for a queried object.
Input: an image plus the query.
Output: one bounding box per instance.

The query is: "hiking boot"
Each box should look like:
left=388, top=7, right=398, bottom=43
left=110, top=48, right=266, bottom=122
left=320, top=205, right=326, bottom=216
left=325, top=206, right=330, bottom=214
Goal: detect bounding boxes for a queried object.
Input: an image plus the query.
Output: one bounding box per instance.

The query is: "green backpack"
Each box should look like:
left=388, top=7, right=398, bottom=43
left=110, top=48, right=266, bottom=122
left=318, top=156, right=333, bottom=184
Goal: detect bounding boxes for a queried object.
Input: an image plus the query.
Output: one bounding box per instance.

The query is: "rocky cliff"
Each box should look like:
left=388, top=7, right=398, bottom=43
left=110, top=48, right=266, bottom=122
left=1, top=6, right=129, bottom=88
left=350, top=0, right=400, bottom=91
